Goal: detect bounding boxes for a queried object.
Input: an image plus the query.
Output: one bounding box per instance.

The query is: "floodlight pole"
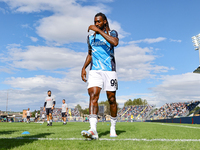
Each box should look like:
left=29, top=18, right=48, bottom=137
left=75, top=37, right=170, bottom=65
left=192, top=34, right=200, bottom=73
left=198, top=48, right=200, bottom=66
left=6, top=91, right=8, bottom=113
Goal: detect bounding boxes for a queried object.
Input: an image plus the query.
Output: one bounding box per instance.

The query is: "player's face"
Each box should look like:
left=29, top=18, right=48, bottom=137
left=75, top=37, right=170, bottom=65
left=62, top=100, right=65, bottom=104
left=94, top=16, right=106, bottom=31
left=48, top=91, right=51, bottom=96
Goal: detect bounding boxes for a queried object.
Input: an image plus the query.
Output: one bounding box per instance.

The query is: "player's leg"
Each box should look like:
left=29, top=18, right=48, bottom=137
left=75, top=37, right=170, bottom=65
left=62, top=113, right=65, bottom=125
left=46, top=108, right=50, bottom=126
left=89, top=87, right=101, bottom=132
left=64, top=115, right=67, bottom=125
left=46, top=115, right=49, bottom=125
left=49, top=113, right=52, bottom=126
left=107, top=91, right=118, bottom=137
left=81, top=87, right=101, bottom=140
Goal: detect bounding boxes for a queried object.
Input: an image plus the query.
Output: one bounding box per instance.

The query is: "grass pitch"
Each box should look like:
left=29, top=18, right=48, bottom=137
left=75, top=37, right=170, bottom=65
left=0, top=121, right=200, bottom=150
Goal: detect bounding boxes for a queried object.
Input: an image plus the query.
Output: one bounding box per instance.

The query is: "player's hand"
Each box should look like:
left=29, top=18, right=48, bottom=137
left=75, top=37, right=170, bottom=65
left=51, top=106, right=54, bottom=110
left=43, top=107, right=45, bottom=111
left=88, top=25, right=100, bottom=33
left=81, top=68, right=87, bottom=82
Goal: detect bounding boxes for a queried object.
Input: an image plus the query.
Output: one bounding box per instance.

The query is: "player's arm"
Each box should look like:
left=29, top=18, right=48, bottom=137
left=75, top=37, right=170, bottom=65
left=43, top=101, right=46, bottom=111
left=66, top=107, right=68, bottom=114
left=81, top=49, right=92, bottom=82
left=88, top=25, right=118, bottom=46
left=52, top=98, right=55, bottom=109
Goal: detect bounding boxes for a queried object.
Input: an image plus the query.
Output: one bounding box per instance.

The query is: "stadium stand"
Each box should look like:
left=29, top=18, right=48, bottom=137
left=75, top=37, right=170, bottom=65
left=148, top=101, right=200, bottom=120
left=40, top=107, right=81, bottom=122
left=117, top=105, right=155, bottom=121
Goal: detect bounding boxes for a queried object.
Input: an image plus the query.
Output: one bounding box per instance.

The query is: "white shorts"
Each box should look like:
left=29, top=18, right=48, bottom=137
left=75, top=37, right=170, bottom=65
left=87, top=70, right=118, bottom=91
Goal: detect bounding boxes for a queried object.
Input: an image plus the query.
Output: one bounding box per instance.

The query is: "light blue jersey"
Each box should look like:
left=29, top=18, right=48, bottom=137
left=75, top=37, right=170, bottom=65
left=87, top=30, right=118, bottom=71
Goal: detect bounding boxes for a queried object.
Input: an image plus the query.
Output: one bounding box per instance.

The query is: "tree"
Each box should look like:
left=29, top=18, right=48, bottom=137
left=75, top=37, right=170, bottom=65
left=82, top=108, right=89, bottom=115
left=124, top=99, right=133, bottom=106
left=31, top=110, right=40, bottom=117
left=124, top=98, right=148, bottom=106
left=99, top=100, right=119, bottom=115
left=75, top=104, right=82, bottom=113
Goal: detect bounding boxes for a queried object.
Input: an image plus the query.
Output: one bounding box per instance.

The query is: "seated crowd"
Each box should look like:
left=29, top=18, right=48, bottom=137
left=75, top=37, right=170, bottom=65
left=149, top=101, right=200, bottom=120
left=117, top=105, right=155, bottom=120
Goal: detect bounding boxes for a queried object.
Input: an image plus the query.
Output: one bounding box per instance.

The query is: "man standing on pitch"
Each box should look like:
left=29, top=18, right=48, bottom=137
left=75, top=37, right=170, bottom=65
left=35, top=111, right=39, bottom=122
left=61, top=99, right=68, bottom=125
left=43, top=90, right=55, bottom=126
left=26, top=108, right=31, bottom=123
left=81, top=12, right=119, bottom=140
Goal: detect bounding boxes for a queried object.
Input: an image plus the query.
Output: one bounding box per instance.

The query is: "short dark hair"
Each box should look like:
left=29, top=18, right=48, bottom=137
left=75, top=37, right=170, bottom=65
left=63, top=99, right=65, bottom=101
left=47, top=90, right=51, bottom=93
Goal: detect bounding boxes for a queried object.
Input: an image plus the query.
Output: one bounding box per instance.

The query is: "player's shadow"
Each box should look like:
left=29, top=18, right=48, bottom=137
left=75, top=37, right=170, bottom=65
left=0, top=133, right=53, bottom=150
left=99, top=130, right=126, bottom=138
left=0, top=130, right=19, bottom=135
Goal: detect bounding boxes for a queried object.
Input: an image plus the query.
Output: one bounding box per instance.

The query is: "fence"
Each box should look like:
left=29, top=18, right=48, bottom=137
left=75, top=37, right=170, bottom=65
left=146, top=116, right=200, bottom=124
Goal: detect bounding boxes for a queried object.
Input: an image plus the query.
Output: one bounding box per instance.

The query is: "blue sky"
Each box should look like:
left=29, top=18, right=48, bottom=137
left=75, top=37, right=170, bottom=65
left=1, top=0, right=200, bottom=111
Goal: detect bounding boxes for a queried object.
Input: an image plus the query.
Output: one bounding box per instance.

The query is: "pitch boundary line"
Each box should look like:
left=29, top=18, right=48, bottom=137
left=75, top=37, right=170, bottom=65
left=158, top=123, right=200, bottom=129
left=0, top=137, right=200, bottom=142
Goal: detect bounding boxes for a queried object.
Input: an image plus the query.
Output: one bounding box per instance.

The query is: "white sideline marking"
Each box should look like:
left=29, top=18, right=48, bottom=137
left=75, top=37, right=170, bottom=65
left=159, top=123, right=200, bottom=129
left=34, top=122, right=44, bottom=124
left=0, top=137, right=200, bottom=142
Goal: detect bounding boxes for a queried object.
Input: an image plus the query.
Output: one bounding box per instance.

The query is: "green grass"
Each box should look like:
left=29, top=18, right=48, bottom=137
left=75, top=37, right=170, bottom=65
left=0, top=122, right=200, bottom=150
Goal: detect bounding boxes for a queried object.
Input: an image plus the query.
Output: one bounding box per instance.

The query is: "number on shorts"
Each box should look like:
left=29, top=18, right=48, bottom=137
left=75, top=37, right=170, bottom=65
left=110, top=79, right=118, bottom=87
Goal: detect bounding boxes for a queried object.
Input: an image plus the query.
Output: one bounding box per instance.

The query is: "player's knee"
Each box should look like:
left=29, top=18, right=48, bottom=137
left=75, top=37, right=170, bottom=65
left=108, top=97, right=116, bottom=105
left=90, top=93, right=99, bottom=104
left=91, top=99, right=98, bottom=105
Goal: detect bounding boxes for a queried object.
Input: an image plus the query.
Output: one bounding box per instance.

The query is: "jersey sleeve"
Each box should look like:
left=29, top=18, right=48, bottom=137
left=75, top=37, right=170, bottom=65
left=52, top=97, right=55, bottom=101
left=110, top=30, right=118, bottom=39
left=87, top=35, right=92, bottom=51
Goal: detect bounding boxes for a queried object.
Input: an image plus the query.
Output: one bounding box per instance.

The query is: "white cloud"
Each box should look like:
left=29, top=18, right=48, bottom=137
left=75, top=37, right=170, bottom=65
left=170, top=39, right=182, bottom=43
left=116, top=43, right=172, bottom=81
left=0, top=66, right=13, bottom=73
left=2, top=45, right=86, bottom=70
left=0, top=7, right=7, bottom=14
left=2, top=0, right=127, bottom=44
left=21, top=24, right=32, bottom=29
left=151, top=72, right=200, bottom=106
left=129, top=37, right=166, bottom=44
left=1, top=74, right=89, bottom=111
left=30, top=36, right=38, bottom=42
left=1, top=42, right=172, bottom=81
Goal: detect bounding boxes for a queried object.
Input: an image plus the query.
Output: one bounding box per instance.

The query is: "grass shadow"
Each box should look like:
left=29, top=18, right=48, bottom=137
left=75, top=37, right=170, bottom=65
left=0, top=132, right=53, bottom=150
left=116, top=130, right=126, bottom=135
left=0, top=130, right=19, bottom=135
left=99, top=130, right=126, bottom=138
left=99, top=131, right=110, bottom=138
